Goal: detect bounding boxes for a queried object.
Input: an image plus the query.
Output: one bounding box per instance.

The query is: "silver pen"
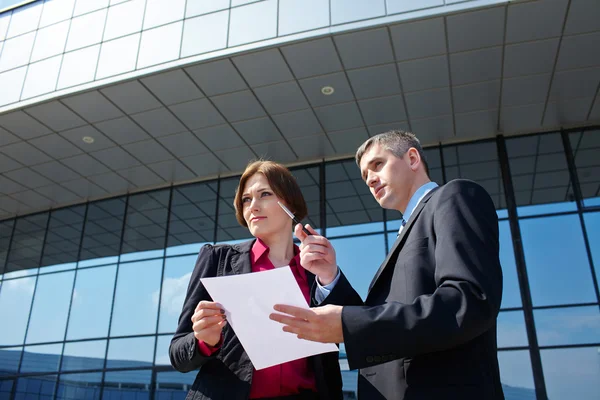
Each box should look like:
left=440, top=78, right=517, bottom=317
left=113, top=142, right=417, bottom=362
left=277, top=201, right=312, bottom=235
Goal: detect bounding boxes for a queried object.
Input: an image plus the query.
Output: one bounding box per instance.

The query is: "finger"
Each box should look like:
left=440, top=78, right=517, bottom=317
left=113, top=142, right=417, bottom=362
left=193, top=315, right=226, bottom=330
left=273, top=304, right=314, bottom=319
left=294, top=223, right=308, bottom=242
left=195, top=301, right=224, bottom=313
left=304, top=224, right=319, bottom=236
left=195, top=308, right=225, bottom=320
left=269, top=312, right=309, bottom=328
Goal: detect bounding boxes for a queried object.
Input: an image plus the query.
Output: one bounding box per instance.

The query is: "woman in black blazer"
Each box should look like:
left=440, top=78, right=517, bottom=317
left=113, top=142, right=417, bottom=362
left=169, top=160, right=343, bottom=400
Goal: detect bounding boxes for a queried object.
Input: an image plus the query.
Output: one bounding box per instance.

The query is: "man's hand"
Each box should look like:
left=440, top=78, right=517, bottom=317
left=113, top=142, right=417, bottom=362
left=294, top=224, right=338, bottom=285
left=269, top=304, right=344, bottom=343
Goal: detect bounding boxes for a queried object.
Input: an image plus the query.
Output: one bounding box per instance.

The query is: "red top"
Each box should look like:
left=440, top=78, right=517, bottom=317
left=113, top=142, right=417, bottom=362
left=197, top=239, right=317, bottom=398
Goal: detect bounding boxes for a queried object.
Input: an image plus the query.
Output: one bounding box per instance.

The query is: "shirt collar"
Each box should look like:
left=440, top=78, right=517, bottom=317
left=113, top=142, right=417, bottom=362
left=402, top=181, right=439, bottom=222
left=250, top=238, right=301, bottom=267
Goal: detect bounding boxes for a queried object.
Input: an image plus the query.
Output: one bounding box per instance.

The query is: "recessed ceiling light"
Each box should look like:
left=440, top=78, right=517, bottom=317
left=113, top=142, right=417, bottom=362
left=321, top=86, right=335, bottom=95
left=82, top=136, right=95, bottom=144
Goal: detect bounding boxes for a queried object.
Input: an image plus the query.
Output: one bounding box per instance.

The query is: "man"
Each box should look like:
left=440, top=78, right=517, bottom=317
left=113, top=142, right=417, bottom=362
left=270, top=130, right=504, bottom=399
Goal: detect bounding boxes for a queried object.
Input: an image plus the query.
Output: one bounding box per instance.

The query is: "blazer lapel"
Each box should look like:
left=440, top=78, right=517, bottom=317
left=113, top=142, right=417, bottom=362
left=367, top=188, right=438, bottom=296
left=230, top=239, right=254, bottom=275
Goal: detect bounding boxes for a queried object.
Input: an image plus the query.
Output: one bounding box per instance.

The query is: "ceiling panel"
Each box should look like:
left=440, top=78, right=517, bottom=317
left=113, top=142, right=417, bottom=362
left=503, top=39, right=559, bottom=78
left=564, top=0, right=600, bottom=35
left=169, top=98, right=226, bottom=130
left=281, top=37, right=342, bottom=79
left=61, top=153, right=110, bottom=176
left=327, top=127, right=369, bottom=154
left=140, top=69, right=204, bottom=106
left=272, top=109, right=323, bottom=139
left=289, top=134, right=335, bottom=159
left=506, top=0, right=568, bottom=43
left=0, top=127, right=20, bottom=147
left=123, top=139, right=174, bottom=164
left=100, top=81, right=162, bottom=114
left=232, top=117, right=283, bottom=145
left=334, top=28, right=394, bottom=69
left=193, top=124, right=246, bottom=151
left=251, top=140, right=297, bottom=164
left=447, top=6, right=504, bottom=53
left=180, top=152, right=229, bottom=176
left=90, top=146, right=141, bottom=170
left=453, top=80, right=500, bottom=114
left=543, top=97, right=594, bottom=127
left=30, top=161, right=82, bottom=183
left=500, top=103, right=545, bottom=134
left=0, top=153, right=24, bottom=173
left=0, top=141, right=52, bottom=166
left=254, top=81, right=309, bottom=115
left=549, top=68, right=600, bottom=101
left=94, top=117, right=151, bottom=145
left=502, top=74, right=552, bottom=108
left=405, top=89, right=451, bottom=120
left=147, top=159, right=196, bottom=182
left=556, top=32, right=600, bottom=71
left=185, top=59, right=247, bottom=96
left=61, top=91, right=124, bottom=123
left=211, top=90, right=266, bottom=122
left=450, top=47, right=503, bottom=85
left=60, top=125, right=117, bottom=152
left=157, top=132, right=209, bottom=158
left=117, top=165, right=164, bottom=188
left=390, top=17, right=446, bottom=61
left=347, top=64, right=401, bottom=99
left=232, top=48, right=294, bottom=87
left=398, top=55, right=449, bottom=93
left=215, top=146, right=257, bottom=171
left=359, top=95, right=406, bottom=125
left=29, top=133, right=83, bottom=159
left=0, top=110, right=52, bottom=140
left=131, top=107, right=188, bottom=137
left=410, top=115, right=454, bottom=144
left=315, top=102, right=364, bottom=132
left=455, top=109, right=498, bottom=140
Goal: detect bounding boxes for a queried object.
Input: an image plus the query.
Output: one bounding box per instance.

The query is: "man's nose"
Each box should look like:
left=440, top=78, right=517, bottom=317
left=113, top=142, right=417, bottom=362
left=366, top=172, right=377, bottom=187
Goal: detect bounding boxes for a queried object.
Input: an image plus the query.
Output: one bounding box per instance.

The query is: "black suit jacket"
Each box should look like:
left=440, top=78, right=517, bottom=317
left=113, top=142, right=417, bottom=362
left=321, top=180, right=504, bottom=400
left=170, top=239, right=343, bottom=400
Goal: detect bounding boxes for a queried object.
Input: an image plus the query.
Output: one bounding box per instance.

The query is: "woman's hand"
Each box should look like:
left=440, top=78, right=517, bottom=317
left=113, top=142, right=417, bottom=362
left=191, top=301, right=227, bottom=346
left=294, top=224, right=338, bottom=285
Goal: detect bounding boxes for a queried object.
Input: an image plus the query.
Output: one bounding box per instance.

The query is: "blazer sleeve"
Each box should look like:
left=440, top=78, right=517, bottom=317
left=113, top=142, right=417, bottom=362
left=342, top=180, right=503, bottom=370
left=169, top=244, right=221, bottom=372
left=312, top=270, right=364, bottom=307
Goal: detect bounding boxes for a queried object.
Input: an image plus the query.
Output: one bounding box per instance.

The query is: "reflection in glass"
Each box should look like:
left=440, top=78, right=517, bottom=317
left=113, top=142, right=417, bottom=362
left=330, top=0, right=385, bottom=25
left=66, top=265, right=116, bottom=340
left=570, top=129, right=600, bottom=206
left=154, top=335, right=171, bottom=366
left=278, top=0, right=329, bottom=36
left=534, top=306, right=600, bottom=346
left=216, top=178, right=249, bottom=242
left=496, top=311, right=528, bottom=348
left=497, top=350, right=535, bottom=398
left=583, top=212, right=600, bottom=281
left=110, top=259, right=162, bottom=336
left=0, top=347, right=22, bottom=376
left=121, top=190, right=169, bottom=261
left=229, top=0, right=277, bottom=47
left=79, top=198, right=126, bottom=265
left=41, top=206, right=85, bottom=269
left=6, top=213, right=48, bottom=273
left=330, top=234, right=386, bottom=300
left=0, top=276, right=36, bottom=345
left=106, top=336, right=155, bottom=369
left=57, top=372, right=102, bottom=400
left=498, top=221, right=522, bottom=308
left=326, top=161, right=382, bottom=230
left=506, top=133, right=577, bottom=214
left=103, top=370, right=151, bottom=400
left=61, top=340, right=106, bottom=372
left=159, top=255, right=196, bottom=333
left=20, top=343, right=62, bottom=373
left=167, top=183, right=217, bottom=255
left=520, top=215, right=597, bottom=306
left=155, top=370, right=196, bottom=400
left=26, top=271, right=75, bottom=344
left=292, top=167, right=322, bottom=230
left=541, top=347, right=600, bottom=400
left=0, top=219, right=14, bottom=275
left=0, top=379, right=13, bottom=398
left=14, top=375, right=57, bottom=400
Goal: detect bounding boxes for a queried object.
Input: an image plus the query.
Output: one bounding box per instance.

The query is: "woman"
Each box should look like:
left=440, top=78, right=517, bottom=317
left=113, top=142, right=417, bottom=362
left=169, top=160, right=343, bottom=400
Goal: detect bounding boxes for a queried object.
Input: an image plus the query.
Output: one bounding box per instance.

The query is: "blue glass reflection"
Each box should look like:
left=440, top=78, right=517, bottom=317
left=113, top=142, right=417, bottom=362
left=159, top=255, right=196, bottom=333
left=57, top=372, right=102, bottom=400
left=534, top=306, right=600, bottom=347
left=106, top=337, right=155, bottom=369
left=103, top=370, right=151, bottom=400
left=583, top=212, right=600, bottom=281
left=0, top=347, right=21, bottom=376
left=66, top=265, right=117, bottom=340
left=156, top=370, right=196, bottom=400
left=497, top=311, right=528, bottom=349
left=20, top=343, right=62, bottom=373
left=330, top=234, right=386, bottom=300
left=520, top=215, right=597, bottom=306
left=541, top=348, right=600, bottom=400
left=154, top=335, right=171, bottom=366
left=0, top=275, right=36, bottom=346
left=499, top=221, right=522, bottom=308
left=110, top=259, right=162, bottom=337
left=14, top=375, right=57, bottom=400
left=61, top=340, right=106, bottom=372
left=497, top=350, right=535, bottom=398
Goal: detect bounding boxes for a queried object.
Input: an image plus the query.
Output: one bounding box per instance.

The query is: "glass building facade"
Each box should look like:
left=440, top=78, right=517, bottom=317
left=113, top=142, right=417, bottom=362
left=0, top=127, right=598, bottom=400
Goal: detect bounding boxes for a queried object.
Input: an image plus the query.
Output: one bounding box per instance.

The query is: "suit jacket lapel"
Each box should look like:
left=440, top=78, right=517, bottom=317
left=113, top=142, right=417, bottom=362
left=367, top=188, right=438, bottom=296
left=230, top=239, right=254, bottom=275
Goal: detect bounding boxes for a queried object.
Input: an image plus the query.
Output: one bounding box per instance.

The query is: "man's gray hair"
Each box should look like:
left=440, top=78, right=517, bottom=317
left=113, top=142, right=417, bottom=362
left=355, top=130, right=429, bottom=176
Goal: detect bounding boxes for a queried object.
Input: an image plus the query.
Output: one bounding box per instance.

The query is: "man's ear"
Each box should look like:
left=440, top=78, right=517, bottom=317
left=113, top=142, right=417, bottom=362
left=408, top=148, right=421, bottom=171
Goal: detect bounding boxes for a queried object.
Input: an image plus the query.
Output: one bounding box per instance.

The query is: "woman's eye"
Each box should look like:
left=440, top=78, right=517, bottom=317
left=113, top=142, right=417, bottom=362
left=242, top=197, right=251, bottom=203
left=261, top=191, right=271, bottom=197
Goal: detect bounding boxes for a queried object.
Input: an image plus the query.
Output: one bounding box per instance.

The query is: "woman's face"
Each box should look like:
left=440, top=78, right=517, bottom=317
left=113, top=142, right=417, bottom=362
left=242, top=173, right=292, bottom=240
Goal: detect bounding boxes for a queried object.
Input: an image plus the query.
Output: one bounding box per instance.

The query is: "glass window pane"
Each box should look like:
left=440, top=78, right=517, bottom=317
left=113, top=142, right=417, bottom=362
left=66, top=265, right=116, bottom=340
left=14, top=375, right=57, bottom=400
left=120, top=190, right=169, bottom=262
left=0, top=219, right=14, bottom=275
left=0, top=379, right=14, bottom=398
left=61, top=340, right=106, bottom=372
left=497, top=311, right=528, bottom=348
left=79, top=198, right=126, bottom=265
left=103, top=370, right=151, bottom=400
left=6, top=213, right=48, bottom=274
left=228, top=0, right=277, bottom=47
left=330, top=234, right=386, bottom=300
left=330, top=0, right=385, bottom=25
left=110, top=259, right=162, bottom=336
left=186, top=0, right=229, bottom=18
left=39, top=0, right=76, bottom=28
left=57, top=372, right=102, bottom=400
left=506, top=133, right=577, bottom=215
left=167, top=182, right=217, bottom=255
left=541, top=347, right=600, bottom=400
left=104, top=0, right=144, bottom=41
left=154, top=334, right=171, bottom=366
left=155, top=371, right=196, bottom=400
left=216, top=178, right=250, bottom=243
left=442, top=140, right=506, bottom=210
left=499, top=221, right=522, bottom=308
left=26, top=271, right=75, bottom=344
left=520, top=215, right=597, bottom=306
left=278, top=0, right=329, bottom=36
left=143, top=0, right=185, bottom=30
left=57, top=44, right=100, bottom=90
left=106, top=337, right=155, bottom=369
left=535, top=306, right=600, bottom=346
left=292, top=167, right=322, bottom=231
left=20, top=343, right=62, bottom=373
left=0, top=276, right=36, bottom=345
left=5, top=2, right=42, bottom=39
left=65, top=8, right=106, bottom=52
left=41, top=206, right=85, bottom=266
left=326, top=161, right=382, bottom=232
left=497, top=350, right=536, bottom=399
left=137, top=21, right=183, bottom=69
left=570, top=129, right=600, bottom=207
left=159, top=255, right=195, bottom=333
left=0, top=347, right=22, bottom=376
left=584, top=212, right=600, bottom=280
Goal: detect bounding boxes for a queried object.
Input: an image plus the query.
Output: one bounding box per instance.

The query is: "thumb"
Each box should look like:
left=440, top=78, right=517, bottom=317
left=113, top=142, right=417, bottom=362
left=294, top=223, right=308, bottom=242
left=304, top=224, right=319, bottom=236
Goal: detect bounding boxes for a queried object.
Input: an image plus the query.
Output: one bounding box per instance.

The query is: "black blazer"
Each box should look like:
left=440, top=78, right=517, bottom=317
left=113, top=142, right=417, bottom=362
left=321, top=180, right=504, bottom=400
left=170, top=239, right=343, bottom=400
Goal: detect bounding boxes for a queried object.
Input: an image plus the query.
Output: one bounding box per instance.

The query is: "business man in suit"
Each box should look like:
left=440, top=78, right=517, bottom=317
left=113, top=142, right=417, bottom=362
left=270, top=130, right=504, bottom=399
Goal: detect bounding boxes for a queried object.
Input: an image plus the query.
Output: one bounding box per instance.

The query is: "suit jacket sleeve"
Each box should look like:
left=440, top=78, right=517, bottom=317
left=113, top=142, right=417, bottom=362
left=342, top=180, right=503, bottom=370
left=169, top=244, right=220, bottom=372
left=311, top=270, right=364, bottom=307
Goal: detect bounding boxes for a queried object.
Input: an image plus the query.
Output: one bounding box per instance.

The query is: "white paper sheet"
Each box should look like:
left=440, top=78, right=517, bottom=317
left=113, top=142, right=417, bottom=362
left=200, top=266, right=338, bottom=370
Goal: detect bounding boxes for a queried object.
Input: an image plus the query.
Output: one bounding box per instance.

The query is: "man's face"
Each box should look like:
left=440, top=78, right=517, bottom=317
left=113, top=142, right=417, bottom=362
left=359, top=143, right=413, bottom=212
